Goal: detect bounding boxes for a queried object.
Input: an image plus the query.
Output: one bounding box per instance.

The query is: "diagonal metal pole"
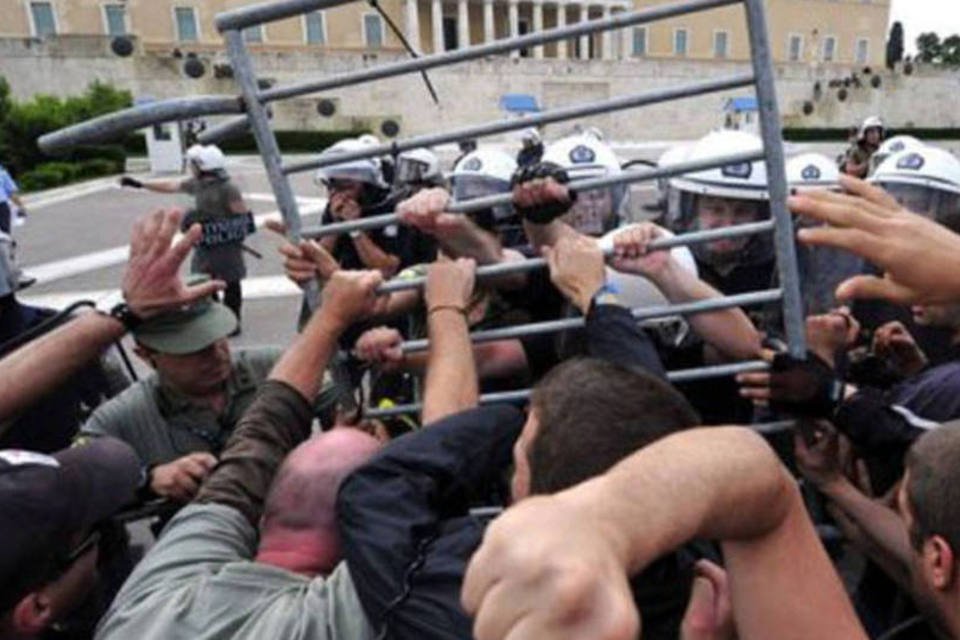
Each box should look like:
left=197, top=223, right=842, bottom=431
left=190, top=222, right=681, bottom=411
left=744, top=0, right=806, bottom=359
left=376, top=220, right=775, bottom=295
left=224, top=30, right=321, bottom=310
left=38, top=96, right=243, bottom=152
left=400, top=288, right=782, bottom=353
left=365, top=360, right=771, bottom=418
left=284, top=73, right=756, bottom=175
left=302, top=149, right=766, bottom=239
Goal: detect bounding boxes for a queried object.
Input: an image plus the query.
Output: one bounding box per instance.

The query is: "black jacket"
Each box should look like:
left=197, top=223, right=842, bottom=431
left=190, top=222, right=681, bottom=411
left=337, top=303, right=693, bottom=639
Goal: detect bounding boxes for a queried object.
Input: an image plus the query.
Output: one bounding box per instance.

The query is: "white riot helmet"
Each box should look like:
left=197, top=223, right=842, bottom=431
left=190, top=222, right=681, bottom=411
left=185, top=144, right=226, bottom=173
left=542, top=133, right=626, bottom=236
left=655, top=142, right=692, bottom=222
left=786, top=153, right=840, bottom=192
left=314, top=138, right=386, bottom=189
left=870, top=135, right=926, bottom=175
left=870, top=146, right=960, bottom=232
left=598, top=225, right=699, bottom=345
left=858, top=116, right=885, bottom=141
left=668, top=130, right=772, bottom=268
left=520, top=127, right=542, bottom=148
left=451, top=147, right=517, bottom=222
left=394, top=147, right=443, bottom=188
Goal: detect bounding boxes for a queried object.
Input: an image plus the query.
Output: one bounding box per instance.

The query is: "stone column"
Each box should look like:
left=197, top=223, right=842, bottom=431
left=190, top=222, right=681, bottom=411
left=458, top=0, right=470, bottom=48
left=405, top=0, right=422, bottom=52
left=508, top=0, right=520, bottom=57
left=578, top=3, right=590, bottom=60
left=601, top=3, right=611, bottom=60
left=532, top=0, right=544, bottom=58
left=555, top=0, right=567, bottom=59
left=432, top=0, right=444, bottom=52
left=483, top=0, right=494, bottom=43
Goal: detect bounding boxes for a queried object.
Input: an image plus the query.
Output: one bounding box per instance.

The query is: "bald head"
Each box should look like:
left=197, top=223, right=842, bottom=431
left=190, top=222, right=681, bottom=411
left=257, top=428, right=380, bottom=575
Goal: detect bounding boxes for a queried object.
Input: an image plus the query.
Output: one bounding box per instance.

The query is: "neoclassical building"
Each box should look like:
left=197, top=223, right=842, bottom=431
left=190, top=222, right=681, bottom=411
left=0, top=0, right=890, bottom=66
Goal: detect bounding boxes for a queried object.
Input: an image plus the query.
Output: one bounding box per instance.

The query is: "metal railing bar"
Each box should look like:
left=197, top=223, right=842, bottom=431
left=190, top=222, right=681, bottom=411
left=364, top=359, right=770, bottom=418
left=302, top=149, right=766, bottom=239
left=744, top=0, right=806, bottom=358
left=260, top=0, right=744, bottom=103
left=283, top=73, right=756, bottom=175
left=38, top=96, right=243, bottom=153
left=216, top=0, right=356, bottom=32
left=400, top=288, right=782, bottom=353
left=376, top=220, right=775, bottom=295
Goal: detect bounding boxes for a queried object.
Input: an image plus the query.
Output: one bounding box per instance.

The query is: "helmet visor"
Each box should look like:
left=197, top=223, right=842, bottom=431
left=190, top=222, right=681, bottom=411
left=453, top=175, right=513, bottom=220
left=880, top=182, right=960, bottom=232
left=395, top=158, right=432, bottom=185
left=561, top=185, right=626, bottom=237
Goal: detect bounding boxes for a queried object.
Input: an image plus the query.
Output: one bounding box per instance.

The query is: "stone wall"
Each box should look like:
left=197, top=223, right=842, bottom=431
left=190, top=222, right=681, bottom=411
left=2, top=35, right=958, bottom=141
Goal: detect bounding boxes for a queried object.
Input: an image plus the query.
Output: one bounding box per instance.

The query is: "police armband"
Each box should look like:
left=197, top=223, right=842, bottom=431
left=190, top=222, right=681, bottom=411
left=197, top=214, right=256, bottom=248
left=510, top=162, right=578, bottom=225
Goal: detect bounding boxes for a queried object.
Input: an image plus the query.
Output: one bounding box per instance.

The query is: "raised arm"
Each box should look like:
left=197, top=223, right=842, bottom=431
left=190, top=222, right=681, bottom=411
left=792, top=175, right=960, bottom=304
left=0, top=209, right=223, bottom=423
left=421, top=258, right=479, bottom=425
left=119, top=176, right=184, bottom=194
left=462, top=427, right=866, bottom=640
left=611, top=223, right=762, bottom=360
left=195, top=269, right=383, bottom=525
left=398, top=188, right=505, bottom=266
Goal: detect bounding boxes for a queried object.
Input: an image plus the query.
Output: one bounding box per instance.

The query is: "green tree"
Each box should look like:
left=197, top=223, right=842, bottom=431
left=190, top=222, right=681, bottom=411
left=942, top=34, right=960, bottom=66
left=886, top=21, right=904, bottom=70
left=916, top=32, right=942, bottom=63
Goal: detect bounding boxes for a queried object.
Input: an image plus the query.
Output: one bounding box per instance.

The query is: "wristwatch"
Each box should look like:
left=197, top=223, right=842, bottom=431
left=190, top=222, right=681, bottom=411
left=107, top=302, right=144, bottom=331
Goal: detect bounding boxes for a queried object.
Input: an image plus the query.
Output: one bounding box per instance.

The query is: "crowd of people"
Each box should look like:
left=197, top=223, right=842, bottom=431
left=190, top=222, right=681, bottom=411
left=2, top=120, right=960, bottom=640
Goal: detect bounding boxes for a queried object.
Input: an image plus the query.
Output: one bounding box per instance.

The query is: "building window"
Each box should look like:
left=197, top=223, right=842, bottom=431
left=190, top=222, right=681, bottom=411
left=29, top=2, right=57, bottom=37
left=632, top=27, right=647, bottom=56
left=442, top=16, right=457, bottom=51
left=822, top=35, right=837, bottom=62
left=103, top=4, right=126, bottom=36
left=855, top=38, right=869, bottom=64
left=674, top=28, right=688, bottom=57
left=175, top=7, right=199, bottom=42
left=714, top=30, right=729, bottom=59
left=788, top=34, right=803, bottom=62
left=305, top=11, right=326, bottom=44
left=364, top=13, right=384, bottom=48
left=243, top=25, right=264, bottom=43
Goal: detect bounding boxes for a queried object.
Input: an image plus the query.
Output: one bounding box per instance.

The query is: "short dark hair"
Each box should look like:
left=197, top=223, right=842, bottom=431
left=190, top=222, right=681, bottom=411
left=527, top=358, right=700, bottom=495
left=905, top=422, right=960, bottom=553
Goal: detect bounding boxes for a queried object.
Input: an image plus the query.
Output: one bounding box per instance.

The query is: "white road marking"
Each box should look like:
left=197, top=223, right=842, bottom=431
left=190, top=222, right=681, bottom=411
left=20, top=276, right=303, bottom=310
left=24, top=203, right=326, bottom=284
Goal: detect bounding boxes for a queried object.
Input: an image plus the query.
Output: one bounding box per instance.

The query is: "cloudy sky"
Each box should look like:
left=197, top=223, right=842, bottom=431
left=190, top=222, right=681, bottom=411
left=889, top=0, right=960, bottom=53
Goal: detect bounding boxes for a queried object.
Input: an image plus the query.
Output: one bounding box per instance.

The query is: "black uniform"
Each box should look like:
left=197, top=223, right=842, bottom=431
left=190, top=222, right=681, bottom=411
left=337, top=303, right=692, bottom=640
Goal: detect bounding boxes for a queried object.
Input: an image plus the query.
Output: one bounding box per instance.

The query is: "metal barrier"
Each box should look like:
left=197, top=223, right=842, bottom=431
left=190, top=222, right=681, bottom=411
left=38, top=0, right=807, bottom=417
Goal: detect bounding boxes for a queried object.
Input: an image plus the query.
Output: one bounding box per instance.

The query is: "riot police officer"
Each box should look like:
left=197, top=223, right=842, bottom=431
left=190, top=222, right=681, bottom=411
left=120, top=144, right=253, bottom=333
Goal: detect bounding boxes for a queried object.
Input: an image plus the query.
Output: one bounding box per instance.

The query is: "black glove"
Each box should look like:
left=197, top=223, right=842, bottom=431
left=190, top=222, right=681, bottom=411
left=120, top=176, right=144, bottom=189
left=244, top=211, right=256, bottom=235
left=768, top=352, right=845, bottom=419
left=510, top=162, right=578, bottom=225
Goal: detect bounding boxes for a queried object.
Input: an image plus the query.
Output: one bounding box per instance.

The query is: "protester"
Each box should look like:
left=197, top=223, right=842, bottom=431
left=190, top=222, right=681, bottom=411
left=77, top=291, right=324, bottom=503
left=0, top=437, right=141, bottom=638
left=337, top=237, right=703, bottom=639
left=119, top=144, right=253, bottom=331
left=95, top=269, right=387, bottom=639
left=461, top=425, right=867, bottom=640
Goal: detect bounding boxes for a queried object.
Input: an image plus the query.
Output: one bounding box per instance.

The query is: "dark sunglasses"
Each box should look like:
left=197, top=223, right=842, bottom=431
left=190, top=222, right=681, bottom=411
left=55, top=529, right=101, bottom=574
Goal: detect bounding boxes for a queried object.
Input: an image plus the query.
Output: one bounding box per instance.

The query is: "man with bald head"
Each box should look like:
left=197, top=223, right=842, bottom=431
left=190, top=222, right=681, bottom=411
left=96, top=269, right=387, bottom=640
